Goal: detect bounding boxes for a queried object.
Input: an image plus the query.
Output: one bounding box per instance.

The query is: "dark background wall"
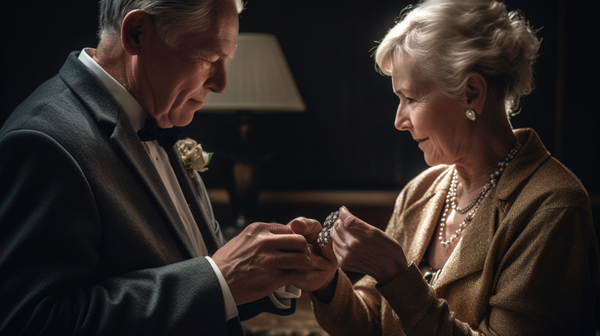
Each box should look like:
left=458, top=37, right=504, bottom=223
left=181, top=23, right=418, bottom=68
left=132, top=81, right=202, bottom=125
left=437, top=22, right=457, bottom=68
left=2, top=1, right=599, bottom=223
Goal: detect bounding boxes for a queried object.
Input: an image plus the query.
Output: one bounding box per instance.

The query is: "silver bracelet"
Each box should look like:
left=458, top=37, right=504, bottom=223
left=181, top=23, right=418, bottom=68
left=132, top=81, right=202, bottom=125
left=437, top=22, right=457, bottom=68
left=317, top=211, right=339, bottom=247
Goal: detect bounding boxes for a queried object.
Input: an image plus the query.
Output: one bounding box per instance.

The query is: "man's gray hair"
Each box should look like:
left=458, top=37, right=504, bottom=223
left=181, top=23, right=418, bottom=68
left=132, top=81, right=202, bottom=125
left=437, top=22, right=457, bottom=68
left=98, top=0, right=244, bottom=46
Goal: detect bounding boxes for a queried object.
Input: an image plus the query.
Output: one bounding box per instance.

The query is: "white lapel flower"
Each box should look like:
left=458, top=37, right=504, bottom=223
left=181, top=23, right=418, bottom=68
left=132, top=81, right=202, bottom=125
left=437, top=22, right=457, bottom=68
left=176, top=138, right=213, bottom=178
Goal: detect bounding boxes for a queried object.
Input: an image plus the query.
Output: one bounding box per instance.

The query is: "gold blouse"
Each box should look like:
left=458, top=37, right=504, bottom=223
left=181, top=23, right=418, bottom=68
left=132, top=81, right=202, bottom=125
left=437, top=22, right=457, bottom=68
left=311, top=128, right=600, bottom=335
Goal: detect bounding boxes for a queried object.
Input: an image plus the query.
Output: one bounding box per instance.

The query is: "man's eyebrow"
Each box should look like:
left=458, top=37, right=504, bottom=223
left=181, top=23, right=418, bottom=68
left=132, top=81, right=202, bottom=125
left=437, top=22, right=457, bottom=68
left=206, top=46, right=234, bottom=60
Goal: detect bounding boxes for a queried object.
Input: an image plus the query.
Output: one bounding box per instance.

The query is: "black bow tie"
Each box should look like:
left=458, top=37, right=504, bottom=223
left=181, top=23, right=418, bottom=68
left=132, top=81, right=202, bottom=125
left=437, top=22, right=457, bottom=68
left=137, top=118, right=182, bottom=149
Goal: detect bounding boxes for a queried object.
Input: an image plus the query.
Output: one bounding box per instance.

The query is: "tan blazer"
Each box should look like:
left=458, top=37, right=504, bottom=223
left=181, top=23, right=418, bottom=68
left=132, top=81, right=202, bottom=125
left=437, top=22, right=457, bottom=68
left=312, top=129, right=599, bottom=335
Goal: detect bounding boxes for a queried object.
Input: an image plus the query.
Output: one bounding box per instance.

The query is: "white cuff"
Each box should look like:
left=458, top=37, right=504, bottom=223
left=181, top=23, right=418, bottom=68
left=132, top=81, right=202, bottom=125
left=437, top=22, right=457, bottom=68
left=268, top=285, right=302, bottom=309
left=205, top=256, right=238, bottom=320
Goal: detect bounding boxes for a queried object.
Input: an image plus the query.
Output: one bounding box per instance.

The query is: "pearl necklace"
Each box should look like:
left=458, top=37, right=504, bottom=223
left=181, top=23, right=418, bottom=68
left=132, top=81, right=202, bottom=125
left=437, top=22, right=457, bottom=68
left=438, top=142, right=521, bottom=246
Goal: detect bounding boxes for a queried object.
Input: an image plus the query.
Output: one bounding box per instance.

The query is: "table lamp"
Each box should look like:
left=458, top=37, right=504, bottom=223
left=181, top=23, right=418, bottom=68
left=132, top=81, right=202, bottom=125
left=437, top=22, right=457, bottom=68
left=200, top=33, right=306, bottom=229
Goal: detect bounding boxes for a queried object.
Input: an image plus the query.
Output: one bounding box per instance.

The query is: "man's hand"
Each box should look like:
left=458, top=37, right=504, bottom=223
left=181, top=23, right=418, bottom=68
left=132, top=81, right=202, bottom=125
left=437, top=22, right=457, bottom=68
left=211, top=222, right=328, bottom=305
left=287, top=217, right=338, bottom=293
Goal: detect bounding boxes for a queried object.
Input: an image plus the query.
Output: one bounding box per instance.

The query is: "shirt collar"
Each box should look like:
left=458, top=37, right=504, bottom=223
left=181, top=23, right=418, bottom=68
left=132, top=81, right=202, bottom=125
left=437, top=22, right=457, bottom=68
left=78, top=48, right=147, bottom=132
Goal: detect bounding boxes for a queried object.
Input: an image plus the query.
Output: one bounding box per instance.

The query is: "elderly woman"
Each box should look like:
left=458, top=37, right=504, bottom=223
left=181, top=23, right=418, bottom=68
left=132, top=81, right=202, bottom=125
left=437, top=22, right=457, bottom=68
left=305, top=0, right=600, bottom=335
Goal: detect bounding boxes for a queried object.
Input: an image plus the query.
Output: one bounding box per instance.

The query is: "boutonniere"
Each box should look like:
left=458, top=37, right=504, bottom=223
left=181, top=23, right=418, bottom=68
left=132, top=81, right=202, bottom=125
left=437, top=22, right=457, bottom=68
left=176, top=138, right=213, bottom=178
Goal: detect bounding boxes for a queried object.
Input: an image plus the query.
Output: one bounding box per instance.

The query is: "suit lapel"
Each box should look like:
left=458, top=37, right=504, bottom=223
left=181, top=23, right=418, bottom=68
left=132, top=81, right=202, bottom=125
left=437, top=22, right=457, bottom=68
left=110, top=114, right=199, bottom=258
left=59, top=52, right=198, bottom=259
left=167, top=148, right=220, bottom=255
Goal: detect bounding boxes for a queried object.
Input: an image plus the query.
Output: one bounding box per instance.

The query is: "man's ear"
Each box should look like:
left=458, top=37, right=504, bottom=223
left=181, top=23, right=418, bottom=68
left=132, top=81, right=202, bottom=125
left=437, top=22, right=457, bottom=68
left=121, top=10, right=153, bottom=56
left=465, top=72, right=488, bottom=117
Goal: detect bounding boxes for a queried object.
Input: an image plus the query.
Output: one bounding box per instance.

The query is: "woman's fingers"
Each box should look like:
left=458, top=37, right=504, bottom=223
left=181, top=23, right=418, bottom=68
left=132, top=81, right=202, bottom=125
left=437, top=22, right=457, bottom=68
left=331, top=207, right=409, bottom=283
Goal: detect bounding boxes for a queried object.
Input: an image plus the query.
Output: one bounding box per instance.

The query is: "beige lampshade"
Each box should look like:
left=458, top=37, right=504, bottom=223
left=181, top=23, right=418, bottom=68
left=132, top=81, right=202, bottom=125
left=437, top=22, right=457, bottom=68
left=199, top=33, right=306, bottom=113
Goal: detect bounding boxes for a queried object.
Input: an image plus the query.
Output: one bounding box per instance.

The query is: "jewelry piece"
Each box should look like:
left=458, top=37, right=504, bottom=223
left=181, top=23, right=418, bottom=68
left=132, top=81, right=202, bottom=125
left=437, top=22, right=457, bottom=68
left=466, top=109, right=477, bottom=121
left=439, top=142, right=521, bottom=245
left=423, top=269, right=442, bottom=285
left=317, top=211, right=339, bottom=247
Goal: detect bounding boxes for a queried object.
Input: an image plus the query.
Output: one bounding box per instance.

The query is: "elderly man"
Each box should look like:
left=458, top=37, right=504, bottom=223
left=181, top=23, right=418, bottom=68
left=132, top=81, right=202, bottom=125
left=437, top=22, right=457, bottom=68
left=0, top=0, right=333, bottom=334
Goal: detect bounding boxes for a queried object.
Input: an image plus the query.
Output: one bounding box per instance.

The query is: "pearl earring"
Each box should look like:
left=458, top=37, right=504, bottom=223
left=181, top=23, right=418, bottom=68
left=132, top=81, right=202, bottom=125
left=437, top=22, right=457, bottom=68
left=466, top=109, right=476, bottom=121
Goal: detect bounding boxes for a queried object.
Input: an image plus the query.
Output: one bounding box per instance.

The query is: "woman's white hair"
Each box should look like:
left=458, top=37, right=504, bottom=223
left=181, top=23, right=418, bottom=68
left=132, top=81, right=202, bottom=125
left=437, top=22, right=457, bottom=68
left=375, top=0, right=541, bottom=116
left=98, top=0, right=244, bottom=46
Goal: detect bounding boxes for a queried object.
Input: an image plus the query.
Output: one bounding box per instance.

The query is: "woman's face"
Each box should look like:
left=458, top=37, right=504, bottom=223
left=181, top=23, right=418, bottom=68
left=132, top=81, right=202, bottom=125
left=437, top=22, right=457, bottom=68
left=392, top=57, right=471, bottom=167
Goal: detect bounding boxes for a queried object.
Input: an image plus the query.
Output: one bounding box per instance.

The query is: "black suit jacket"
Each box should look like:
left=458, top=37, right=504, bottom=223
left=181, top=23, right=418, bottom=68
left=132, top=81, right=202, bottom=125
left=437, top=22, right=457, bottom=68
left=0, top=51, right=292, bottom=335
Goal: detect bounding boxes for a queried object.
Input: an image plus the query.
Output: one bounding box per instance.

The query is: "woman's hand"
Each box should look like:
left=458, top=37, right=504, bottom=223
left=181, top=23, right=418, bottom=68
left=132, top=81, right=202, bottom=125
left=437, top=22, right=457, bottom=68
left=331, top=206, right=408, bottom=285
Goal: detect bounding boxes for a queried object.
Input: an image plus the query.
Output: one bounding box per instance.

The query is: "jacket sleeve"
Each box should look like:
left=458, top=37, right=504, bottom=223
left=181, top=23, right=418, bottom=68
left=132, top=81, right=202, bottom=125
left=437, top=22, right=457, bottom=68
left=310, top=269, right=384, bottom=335
left=310, top=186, right=413, bottom=335
left=0, top=129, right=229, bottom=335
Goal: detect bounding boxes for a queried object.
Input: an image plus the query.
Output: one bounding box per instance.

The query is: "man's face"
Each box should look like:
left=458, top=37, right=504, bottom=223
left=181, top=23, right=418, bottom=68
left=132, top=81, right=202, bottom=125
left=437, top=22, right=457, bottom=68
left=134, top=0, right=239, bottom=128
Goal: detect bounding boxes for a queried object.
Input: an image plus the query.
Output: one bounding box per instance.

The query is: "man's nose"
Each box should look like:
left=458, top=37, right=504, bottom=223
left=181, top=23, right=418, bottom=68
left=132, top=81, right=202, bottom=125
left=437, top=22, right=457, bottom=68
left=207, top=61, right=227, bottom=93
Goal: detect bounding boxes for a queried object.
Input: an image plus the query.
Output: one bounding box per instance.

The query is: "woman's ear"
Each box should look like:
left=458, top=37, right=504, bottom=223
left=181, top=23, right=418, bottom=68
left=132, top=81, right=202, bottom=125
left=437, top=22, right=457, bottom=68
left=465, top=72, right=488, bottom=116
left=120, top=10, right=154, bottom=56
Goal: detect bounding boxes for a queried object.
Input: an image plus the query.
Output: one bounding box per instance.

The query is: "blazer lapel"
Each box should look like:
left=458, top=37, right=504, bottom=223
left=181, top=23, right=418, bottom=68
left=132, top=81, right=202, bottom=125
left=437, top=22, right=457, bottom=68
left=405, top=168, right=453, bottom=265
left=406, top=192, right=445, bottom=265
left=433, top=195, right=496, bottom=291
left=167, top=148, right=220, bottom=255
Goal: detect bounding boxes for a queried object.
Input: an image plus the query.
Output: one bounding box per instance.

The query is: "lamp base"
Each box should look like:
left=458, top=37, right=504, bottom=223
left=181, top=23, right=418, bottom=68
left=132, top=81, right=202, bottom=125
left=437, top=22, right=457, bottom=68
left=235, top=214, right=249, bottom=228
left=223, top=215, right=249, bottom=240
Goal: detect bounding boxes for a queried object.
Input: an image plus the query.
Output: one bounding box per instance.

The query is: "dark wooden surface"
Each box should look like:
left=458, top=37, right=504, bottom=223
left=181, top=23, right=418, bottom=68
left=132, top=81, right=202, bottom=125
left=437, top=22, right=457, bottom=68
left=242, top=293, right=330, bottom=336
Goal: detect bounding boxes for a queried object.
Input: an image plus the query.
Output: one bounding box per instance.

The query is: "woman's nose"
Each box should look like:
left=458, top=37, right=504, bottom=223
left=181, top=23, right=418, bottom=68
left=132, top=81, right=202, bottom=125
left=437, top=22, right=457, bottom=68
left=394, top=103, right=411, bottom=131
